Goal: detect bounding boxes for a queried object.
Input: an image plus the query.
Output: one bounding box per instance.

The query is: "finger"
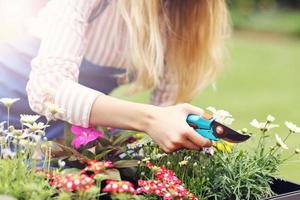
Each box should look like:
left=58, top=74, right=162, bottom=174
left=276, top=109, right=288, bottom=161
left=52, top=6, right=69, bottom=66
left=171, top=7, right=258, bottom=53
left=186, top=128, right=213, bottom=147
left=161, top=142, right=180, bottom=153
left=182, top=103, right=204, bottom=115
left=182, top=139, right=201, bottom=150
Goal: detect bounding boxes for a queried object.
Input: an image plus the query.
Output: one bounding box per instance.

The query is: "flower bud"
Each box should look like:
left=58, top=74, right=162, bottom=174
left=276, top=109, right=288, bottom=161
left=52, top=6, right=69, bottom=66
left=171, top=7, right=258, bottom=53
left=242, top=128, right=248, bottom=134
left=8, top=126, right=15, bottom=132
left=295, top=149, right=300, bottom=154
left=58, top=160, right=66, bottom=168
left=267, top=115, right=275, bottom=123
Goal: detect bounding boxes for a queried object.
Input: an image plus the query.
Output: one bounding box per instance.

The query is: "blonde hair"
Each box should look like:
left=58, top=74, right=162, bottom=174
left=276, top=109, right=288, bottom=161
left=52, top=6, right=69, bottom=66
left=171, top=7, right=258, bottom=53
left=117, top=0, right=230, bottom=103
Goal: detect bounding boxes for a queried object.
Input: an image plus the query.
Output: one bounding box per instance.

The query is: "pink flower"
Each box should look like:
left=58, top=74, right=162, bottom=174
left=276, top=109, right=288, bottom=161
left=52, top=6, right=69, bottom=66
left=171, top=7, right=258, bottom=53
left=71, top=125, right=104, bottom=149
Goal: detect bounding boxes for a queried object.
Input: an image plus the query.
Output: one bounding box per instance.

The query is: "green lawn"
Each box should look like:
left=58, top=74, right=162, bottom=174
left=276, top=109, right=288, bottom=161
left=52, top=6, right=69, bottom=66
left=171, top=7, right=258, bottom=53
left=112, top=33, right=300, bottom=183
left=231, top=9, right=300, bottom=37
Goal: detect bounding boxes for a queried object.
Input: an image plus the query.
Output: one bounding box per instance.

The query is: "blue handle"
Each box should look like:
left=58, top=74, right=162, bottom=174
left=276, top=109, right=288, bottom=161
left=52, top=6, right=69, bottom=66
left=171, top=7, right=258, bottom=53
left=195, top=129, right=219, bottom=141
left=187, top=114, right=219, bottom=141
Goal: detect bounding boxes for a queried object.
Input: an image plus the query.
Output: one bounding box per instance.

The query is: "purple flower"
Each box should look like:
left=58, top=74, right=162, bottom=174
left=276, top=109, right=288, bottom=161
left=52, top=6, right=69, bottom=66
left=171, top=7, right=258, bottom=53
left=71, top=125, right=104, bottom=149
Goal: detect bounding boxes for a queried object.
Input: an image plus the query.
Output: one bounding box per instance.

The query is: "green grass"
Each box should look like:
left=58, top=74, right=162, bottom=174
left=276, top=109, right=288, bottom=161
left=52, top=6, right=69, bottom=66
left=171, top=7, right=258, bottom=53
left=231, top=9, right=300, bottom=36
left=112, top=33, right=300, bottom=183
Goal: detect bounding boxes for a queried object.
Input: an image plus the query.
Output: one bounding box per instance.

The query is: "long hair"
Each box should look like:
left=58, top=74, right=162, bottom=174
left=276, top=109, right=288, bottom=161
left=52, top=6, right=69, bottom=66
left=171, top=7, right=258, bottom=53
left=117, top=0, right=230, bottom=103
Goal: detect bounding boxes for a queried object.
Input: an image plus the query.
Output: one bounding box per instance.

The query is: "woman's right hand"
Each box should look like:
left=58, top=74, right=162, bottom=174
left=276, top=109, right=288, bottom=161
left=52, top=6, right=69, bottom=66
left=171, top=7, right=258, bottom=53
left=144, top=103, right=213, bottom=153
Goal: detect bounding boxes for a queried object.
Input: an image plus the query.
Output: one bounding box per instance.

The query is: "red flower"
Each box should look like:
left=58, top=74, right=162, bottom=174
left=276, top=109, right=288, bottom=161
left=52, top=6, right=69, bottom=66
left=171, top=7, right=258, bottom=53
left=81, top=160, right=113, bottom=174
left=45, top=171, right=94, bottom=192
left=102, top=180, right=135, bottom=194
left=60, top=173, right=94, bottom=191
left=146, top=162, right=154, bottom=168
left=136, top=163, right=197, bottom=199
left=45, top=171, right=63, bottom=188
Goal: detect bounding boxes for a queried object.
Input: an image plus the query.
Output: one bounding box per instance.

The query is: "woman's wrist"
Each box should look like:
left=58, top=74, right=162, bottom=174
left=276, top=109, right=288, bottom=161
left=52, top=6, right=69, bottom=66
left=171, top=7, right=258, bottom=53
left=89, top=94, right=160, bottom=132
left=136, top=104, right=160, bottom=133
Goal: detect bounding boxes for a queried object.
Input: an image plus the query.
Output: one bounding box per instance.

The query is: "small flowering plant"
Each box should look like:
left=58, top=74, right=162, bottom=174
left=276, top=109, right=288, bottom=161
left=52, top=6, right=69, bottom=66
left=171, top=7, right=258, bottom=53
left=1, top=99, right=300, bottom=200
left=134, top=108, right=300, bottom=200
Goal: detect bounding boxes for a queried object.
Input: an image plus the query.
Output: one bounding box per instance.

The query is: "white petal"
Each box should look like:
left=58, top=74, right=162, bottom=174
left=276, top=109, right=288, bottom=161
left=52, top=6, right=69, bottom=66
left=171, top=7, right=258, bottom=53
left=250, top=119, right=261, bottom=129
left=223, top=117, right=235, bottom=126
left=267, top=115, right=275, bottom=122
left=275, top=134, right=288, bottom=150
left=285, top=121, right=299, bottom=132
left=206, top=106, right=217, bottom=114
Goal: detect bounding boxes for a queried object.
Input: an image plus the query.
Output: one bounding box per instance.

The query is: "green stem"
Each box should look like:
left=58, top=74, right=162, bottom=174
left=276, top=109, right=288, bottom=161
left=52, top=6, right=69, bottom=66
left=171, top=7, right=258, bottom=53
left=7, top=107, right=10, bottom=128
left=43, top=120, right=50, bottom=133
left=283, top=131, right=292, bottom=143
left=256, top=122, right=269, bottom=153
left=47, top=147, right=52, bottom=172
left=42, top=146, right=48, bottom=171
left=282, top=153, right=296, bottom=162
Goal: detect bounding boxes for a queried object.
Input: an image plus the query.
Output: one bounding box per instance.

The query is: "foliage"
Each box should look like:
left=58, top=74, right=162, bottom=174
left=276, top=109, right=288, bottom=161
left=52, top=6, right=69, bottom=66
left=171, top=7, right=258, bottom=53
left=0, top=154, right=54, bottom=200
left=1, top=99, right=300, bottom=200
left=136, top=111, right=299, bottom=200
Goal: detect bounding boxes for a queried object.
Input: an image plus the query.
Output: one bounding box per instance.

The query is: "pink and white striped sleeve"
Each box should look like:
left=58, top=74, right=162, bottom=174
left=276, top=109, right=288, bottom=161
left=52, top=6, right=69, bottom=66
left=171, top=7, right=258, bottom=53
left=26, top=0, right=101, bottom=127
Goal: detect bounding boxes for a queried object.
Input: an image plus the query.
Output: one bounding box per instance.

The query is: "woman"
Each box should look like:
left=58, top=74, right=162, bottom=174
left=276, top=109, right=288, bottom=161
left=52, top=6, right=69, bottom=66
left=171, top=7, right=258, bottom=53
left=0, top=0, right=230, bottom=152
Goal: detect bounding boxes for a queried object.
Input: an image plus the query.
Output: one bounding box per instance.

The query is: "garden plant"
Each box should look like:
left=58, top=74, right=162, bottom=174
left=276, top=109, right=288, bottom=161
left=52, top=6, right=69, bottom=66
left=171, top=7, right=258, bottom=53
left=0, top=98, right=299, bottom=200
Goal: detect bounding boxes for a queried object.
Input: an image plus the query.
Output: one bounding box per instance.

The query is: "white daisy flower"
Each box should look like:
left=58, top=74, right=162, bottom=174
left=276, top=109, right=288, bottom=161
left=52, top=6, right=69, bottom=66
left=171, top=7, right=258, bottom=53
left=156, top=153, right=167, bottom=159
left=0, top=98, right=20, bottom=109
left=250, top=119, right=279, bottom=131
left=206, top=106, right=217, bottom=114
left=285, top=121, right=300, bottom=133
left=0, top=121, right=6, bottom=133
left=275, top=134, right=288, bottom=150
left=295, top=149, right=300, bottom=154
left=45, top=103, right=64, bottom=115
left=179, top=160, right=188, bottom=167
left=20, top=114, right=40, bottom=124
left=1, top=148, right=16, bottom=158
left=206, top=106, right=234, bottom=126
left=23, top=122, right=49, bottom=132
left=267, top=115, right=275, bottom=123
left=19, top=139, right=29, bottom=146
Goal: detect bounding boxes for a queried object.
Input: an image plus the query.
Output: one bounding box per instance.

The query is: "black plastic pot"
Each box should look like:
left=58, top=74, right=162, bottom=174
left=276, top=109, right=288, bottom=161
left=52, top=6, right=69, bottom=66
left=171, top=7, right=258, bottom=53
left=264, top=178, right=300, bottom=200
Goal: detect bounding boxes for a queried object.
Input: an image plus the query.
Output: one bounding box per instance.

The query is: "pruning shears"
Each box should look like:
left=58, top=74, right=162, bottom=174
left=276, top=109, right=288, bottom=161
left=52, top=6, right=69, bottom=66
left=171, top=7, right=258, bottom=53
left=186, top=113, right=250, bottom=143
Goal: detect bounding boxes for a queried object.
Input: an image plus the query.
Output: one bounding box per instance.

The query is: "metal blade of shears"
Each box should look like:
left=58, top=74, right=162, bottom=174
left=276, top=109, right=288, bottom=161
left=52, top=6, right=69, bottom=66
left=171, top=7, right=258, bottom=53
left=212, top=121, right=250, bottom=143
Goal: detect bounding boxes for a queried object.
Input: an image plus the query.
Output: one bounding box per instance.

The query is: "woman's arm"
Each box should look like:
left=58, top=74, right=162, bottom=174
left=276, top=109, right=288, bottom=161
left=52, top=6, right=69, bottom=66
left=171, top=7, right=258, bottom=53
left=90, top=95, right=212, bottom=153
left=27, top=0, right=102, bottom=127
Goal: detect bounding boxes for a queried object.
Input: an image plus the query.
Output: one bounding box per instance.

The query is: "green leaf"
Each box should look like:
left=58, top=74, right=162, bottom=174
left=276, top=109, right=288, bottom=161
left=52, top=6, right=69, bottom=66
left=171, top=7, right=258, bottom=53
left=112, top=132, right=135, bottom=146
left=61, top=168, right=81, bottom=174
left=95, top=149, right=114, bottom=160
left=97, top=137, right=112, bottom=147
left=113, top=160, right=139, bottom=168
left=101, top=169, right=121, bottom=181
left=53, top=142, right=88, bottom=161
left=95, top=145, right=110, bottom=155
left=81, top=150, right=96, bottom=159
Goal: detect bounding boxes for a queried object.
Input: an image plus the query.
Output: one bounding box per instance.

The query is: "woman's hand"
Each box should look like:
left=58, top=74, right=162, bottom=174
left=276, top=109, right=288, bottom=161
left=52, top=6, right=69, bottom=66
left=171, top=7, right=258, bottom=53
left=90, top=96, right=212, bottom=153
left=144, top=103, right=213, bottom=153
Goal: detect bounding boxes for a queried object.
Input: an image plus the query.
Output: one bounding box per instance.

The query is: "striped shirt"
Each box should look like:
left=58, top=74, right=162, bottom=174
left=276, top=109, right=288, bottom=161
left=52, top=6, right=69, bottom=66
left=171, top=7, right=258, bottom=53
left=26, top=0, right=177, bottom=128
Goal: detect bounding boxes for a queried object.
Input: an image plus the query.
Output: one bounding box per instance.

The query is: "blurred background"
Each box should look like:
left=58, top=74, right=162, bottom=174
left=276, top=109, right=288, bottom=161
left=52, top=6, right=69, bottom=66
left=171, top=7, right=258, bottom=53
left=0, top=0, right=299, bottom=182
